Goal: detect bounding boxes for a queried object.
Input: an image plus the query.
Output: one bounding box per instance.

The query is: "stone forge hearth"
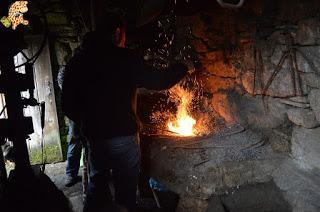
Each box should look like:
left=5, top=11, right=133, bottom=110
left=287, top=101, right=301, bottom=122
left=141, top=126, right=320, bottom=211
left=139, top=1, right=320, bottom=211
left=141, top=126, right=318, bottom=212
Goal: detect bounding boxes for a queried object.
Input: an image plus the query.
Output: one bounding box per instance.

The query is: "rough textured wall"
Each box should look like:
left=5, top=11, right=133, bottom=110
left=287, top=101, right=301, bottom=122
left=176, top=0, right=320, bottom=170
left=143, top=2, right=320, bottom=211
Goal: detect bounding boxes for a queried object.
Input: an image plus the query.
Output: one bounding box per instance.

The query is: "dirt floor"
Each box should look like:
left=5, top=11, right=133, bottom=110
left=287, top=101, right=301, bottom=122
left=45, top=162, right=84, bottom=212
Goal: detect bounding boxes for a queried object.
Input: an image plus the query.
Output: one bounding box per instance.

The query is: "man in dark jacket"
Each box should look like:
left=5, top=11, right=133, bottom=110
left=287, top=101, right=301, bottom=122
left=62, top=11, right=190, bottom=212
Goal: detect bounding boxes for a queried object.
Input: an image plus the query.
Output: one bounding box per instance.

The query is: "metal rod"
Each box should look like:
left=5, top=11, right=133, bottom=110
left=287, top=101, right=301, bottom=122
left=151, top=188, right=161, bottom=208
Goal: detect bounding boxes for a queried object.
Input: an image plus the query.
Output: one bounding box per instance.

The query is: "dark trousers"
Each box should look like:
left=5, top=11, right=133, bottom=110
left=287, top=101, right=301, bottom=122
left=84, top=135, right=140, bottom=212
left=66, top=120, right=82, bottom=178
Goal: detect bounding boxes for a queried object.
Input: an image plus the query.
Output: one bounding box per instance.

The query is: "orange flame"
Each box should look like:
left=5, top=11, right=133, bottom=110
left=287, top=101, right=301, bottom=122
left=167, top=86, right=196, bottom=136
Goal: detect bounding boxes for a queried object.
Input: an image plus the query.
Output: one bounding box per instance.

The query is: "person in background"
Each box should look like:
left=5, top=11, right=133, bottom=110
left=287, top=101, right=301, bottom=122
left=58, top=66, right=83, bottom=188
left=62, top=10, right=193, bottom=212
left=64, top=120, right=82, bottom=187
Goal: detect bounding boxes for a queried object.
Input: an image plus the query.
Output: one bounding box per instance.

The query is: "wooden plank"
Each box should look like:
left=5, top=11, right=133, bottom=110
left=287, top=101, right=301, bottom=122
left=15, top=36, right=63, bottom=164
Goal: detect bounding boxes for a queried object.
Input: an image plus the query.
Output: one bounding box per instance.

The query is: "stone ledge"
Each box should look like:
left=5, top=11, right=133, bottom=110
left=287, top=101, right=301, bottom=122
left=287, top=108, right=319, bottom=129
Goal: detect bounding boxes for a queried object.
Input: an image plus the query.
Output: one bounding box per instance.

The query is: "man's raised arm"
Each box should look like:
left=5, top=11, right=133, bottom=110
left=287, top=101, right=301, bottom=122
left=135, top=56, right=189, bottom=90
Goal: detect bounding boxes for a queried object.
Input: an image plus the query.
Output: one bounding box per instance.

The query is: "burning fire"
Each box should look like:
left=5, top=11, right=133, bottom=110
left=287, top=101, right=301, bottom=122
left=150, top=79, right=214, bottom=137
left=167, top=86, right=197, bottom=136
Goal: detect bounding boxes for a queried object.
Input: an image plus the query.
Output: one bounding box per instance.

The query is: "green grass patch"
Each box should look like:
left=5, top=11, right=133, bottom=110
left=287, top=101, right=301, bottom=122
left=29, top=145, right=63, bottom=165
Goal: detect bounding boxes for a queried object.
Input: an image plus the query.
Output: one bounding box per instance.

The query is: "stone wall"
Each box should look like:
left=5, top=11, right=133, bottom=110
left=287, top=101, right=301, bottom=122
left=142, top=2, right=320, bottom=211
left=177, top=0, right=320, bottom=172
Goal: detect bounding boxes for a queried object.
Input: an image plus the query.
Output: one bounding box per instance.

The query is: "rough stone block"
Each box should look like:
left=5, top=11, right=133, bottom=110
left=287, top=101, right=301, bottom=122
left=291, top=127, right=320, bottom=170
left=287, top=108, right=319, bottom=128
left=203, top=61, right=239, bottom=78
left=298, top=47, right=320, bottom=74
left=270, top=45, right=315, bottom=74
left=202, top=76, right=236, bottom=94
left=309, top=89, right=320, bottom=122
left=269, top=31, right=294, bottom=45
left=241, top=65, right=305, bottom=97
left=211, top=92, right=235, bottom=123
left=272, top=159, right=320, bottom=212
left=301, top=72, right=320, bottom=89
left=296, top=18, right=320, bottom=45
left=230, top=93, right=289, bottom=129
left=206, top=182, right=291, bottom=212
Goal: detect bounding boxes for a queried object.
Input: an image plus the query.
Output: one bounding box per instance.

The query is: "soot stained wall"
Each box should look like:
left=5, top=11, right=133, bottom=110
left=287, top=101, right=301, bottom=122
left=179, top=0, right=320, bottom=170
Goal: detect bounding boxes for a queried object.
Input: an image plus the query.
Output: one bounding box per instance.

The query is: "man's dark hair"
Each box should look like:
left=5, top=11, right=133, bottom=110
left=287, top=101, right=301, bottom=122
left=96, top=9, right=126, bottom=36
